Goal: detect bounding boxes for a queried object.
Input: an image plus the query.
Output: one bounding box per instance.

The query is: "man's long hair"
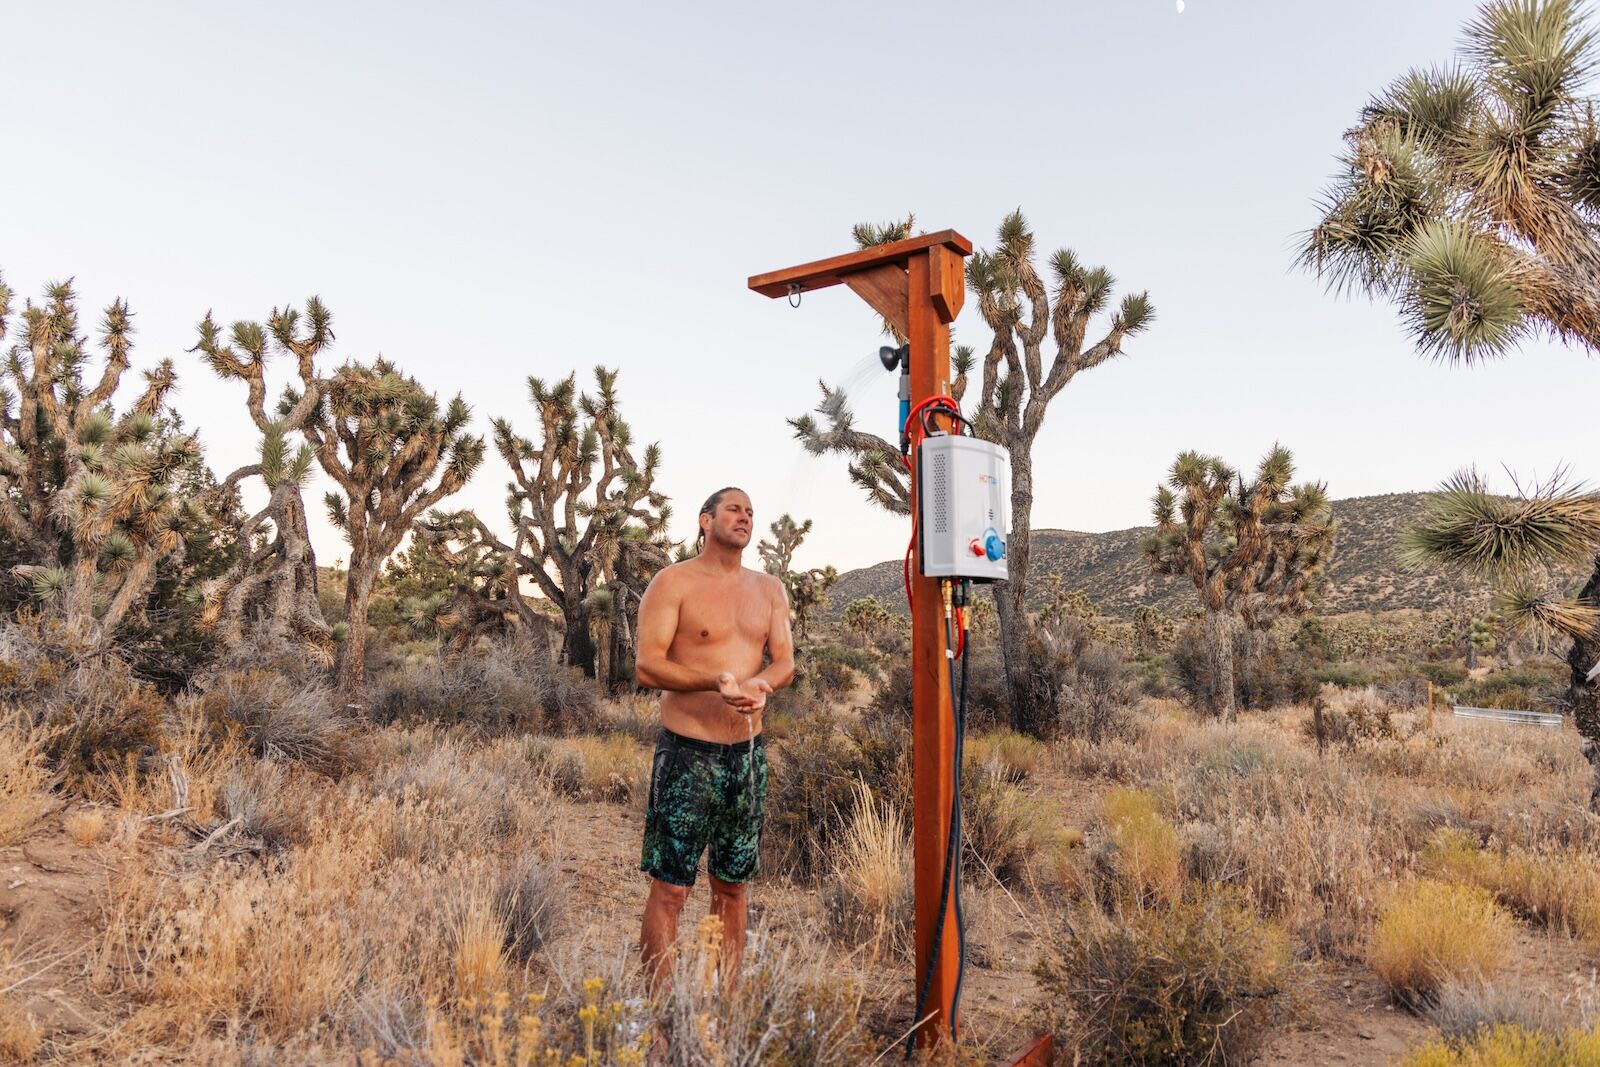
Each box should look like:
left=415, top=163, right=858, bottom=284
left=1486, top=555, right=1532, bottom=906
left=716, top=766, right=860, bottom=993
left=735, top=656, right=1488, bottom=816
left=696, top=486, right=746, bottom=549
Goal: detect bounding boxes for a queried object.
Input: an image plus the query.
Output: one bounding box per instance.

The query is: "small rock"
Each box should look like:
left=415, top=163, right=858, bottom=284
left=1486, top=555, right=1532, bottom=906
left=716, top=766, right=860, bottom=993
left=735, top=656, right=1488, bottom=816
left=1340, top=979, right=1354, bottom=988
left=1358, top=1030, right=1376, bottom=1041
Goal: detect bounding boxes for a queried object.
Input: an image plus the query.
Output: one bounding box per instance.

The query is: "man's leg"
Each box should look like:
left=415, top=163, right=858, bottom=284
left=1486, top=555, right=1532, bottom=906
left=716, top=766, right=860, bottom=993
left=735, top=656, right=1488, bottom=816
left=639, top=877, right=690, bottom=995
left=707, top=874, right=748, bottom=979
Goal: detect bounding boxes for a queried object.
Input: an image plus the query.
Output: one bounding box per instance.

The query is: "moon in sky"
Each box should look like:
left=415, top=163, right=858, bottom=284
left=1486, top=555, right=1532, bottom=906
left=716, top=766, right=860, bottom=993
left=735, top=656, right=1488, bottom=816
left=1176, top=0, right=1185, bottom=10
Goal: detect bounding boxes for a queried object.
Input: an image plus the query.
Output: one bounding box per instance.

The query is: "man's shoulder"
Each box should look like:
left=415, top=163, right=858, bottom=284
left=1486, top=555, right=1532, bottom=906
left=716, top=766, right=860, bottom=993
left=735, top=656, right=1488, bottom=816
left=745, top=567, right=785, bottom=596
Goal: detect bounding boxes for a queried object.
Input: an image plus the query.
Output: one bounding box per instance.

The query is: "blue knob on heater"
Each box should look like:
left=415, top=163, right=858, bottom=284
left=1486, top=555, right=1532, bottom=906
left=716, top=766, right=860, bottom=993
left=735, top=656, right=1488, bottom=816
left=984, top=532, right=1005, bottom=561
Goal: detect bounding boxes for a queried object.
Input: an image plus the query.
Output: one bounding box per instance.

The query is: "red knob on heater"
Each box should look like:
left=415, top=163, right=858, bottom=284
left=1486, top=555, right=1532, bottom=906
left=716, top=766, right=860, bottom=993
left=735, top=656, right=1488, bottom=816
left=969, top=538, right=985, bottom=557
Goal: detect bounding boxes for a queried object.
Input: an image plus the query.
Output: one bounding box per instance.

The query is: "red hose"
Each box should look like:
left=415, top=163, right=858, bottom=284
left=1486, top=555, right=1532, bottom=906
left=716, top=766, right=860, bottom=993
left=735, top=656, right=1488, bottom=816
left=901, top=395, right=963, bottom=611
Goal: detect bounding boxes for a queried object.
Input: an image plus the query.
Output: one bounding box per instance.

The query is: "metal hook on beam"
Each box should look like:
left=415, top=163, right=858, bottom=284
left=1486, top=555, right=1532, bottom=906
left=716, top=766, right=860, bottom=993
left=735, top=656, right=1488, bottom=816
left=787, top=282, right=803, bottom=308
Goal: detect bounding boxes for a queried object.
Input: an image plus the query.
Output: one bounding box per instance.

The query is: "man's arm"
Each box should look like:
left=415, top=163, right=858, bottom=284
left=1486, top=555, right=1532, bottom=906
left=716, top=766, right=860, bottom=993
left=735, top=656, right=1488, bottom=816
left=745, top=576, right=796, bottom=698
left=634, top=569, right=748, bottom=703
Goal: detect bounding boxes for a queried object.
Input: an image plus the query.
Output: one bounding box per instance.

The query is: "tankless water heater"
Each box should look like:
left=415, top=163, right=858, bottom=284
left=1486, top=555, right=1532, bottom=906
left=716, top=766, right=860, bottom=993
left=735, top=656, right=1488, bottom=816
left=916, top=434, right=1010, bottom=582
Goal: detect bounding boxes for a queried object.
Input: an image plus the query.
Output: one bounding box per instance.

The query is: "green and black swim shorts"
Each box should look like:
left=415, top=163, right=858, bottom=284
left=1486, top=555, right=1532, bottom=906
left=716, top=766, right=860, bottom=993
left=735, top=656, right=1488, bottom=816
left=640, top=727, right=768, bottom=888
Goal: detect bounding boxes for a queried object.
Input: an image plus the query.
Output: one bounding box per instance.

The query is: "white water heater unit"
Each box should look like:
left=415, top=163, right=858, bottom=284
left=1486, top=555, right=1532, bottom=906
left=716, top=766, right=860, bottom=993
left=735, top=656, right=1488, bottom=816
left=916, top=434, right=1010, bottom=582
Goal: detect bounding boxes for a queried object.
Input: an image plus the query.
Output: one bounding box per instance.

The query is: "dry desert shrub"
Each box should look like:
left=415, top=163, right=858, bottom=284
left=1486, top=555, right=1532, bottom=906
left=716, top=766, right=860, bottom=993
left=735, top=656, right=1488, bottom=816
left=1397, top=1022, right=1600, bottom=1067
left=0, top=942, right=45, bottom=1064
left=529, top=734, right=648, bottom=804
left=1035, top=890, right=1299, bottom=1067
left=1093, top=786, right=1183, bottom=911
left=494, top=848, right=571, bottom=963
left=1423, top=977, right=1564, bottom=1043
left=196, top=668, right=357, bottom=773
left=366, top=635, right=598, bottom=734
left=823, top=778, right=911, bottom=958
left=0, top=715, right=54, bottom=847
left=1422, top=828, right=1600, bottom=945
left=63, top=806, right=105, bottom=845
left=965, top=728, right=1048, bottom=783
left=597, top=693, right=660, bottom=745
left=1369, top=879, right=1515, bottom=1006
left=649, top=915, right=877, bottom=1067
left=961, top=758, right=1051, bottom=886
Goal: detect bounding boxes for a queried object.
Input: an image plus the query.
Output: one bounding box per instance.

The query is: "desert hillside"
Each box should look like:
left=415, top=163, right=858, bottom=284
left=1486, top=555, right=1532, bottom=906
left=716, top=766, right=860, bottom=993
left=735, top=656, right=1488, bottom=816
left=829, top=492, right=1558, bottom=617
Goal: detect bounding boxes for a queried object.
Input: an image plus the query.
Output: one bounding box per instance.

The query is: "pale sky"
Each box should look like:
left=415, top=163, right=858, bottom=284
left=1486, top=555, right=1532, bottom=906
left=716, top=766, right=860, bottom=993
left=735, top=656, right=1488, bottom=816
left=5, top=0, right=1597, bottom=576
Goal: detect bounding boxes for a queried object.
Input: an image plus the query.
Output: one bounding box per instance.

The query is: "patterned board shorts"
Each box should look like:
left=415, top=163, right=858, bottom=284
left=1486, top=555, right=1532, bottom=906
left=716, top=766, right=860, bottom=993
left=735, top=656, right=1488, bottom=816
left=640, top=727, right=769, bottom=888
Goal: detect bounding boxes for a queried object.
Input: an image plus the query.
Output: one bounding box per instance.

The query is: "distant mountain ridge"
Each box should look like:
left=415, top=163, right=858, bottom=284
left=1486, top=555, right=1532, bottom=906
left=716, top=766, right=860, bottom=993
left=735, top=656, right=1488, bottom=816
left=826, top=492, right=1510, bottom=618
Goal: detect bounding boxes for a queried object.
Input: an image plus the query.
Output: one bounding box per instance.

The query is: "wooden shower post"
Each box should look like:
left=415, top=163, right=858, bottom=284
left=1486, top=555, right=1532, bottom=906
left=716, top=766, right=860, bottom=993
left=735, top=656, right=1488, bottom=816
left=750, top=230, right=971, bottom=1047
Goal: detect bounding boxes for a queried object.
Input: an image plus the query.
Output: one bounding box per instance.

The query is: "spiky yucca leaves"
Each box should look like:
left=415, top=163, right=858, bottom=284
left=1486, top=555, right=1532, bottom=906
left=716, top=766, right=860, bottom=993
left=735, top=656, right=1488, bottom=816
left=1404, top=470, right=1600, bottom=644
left=795, top=211, right=1153, bottom=736
left=1404, top=468, right=1600, bottom=804
left=1144, top=445, right=1331, bottom=717
left=1303, top=0, right=1600, bottom=362
left=486, top=366, right=671, bottom=684
left=0, top=276, right=215, bottom=653
left=196, top=301, right=485, bottom=704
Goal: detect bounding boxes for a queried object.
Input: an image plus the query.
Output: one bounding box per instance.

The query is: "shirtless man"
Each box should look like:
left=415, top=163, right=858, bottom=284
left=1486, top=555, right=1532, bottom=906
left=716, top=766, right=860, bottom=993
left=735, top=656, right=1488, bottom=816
left=634, top=486, right=794, bottom=989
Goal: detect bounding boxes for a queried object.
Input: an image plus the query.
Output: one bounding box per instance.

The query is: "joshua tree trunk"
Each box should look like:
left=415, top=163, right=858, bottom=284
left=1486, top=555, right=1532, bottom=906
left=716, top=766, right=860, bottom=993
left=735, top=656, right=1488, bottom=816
left=338, top=566, right=377, bottom=712
left=997, top=458, right=1037, bottom=733
left=566, top=607, right=596, bottom=678
left=1205, top=606, right=1238, bottom=720
left=1568, top=555, right=1600, bottom=809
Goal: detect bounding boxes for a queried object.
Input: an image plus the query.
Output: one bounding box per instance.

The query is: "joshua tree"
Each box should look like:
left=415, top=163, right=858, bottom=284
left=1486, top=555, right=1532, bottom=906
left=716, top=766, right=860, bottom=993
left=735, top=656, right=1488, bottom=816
left=843, top=595, right=894, bottom=645
left=491, top=367, right=670, bottom=678
left=195, top=422, right=334, bottom=662
left=1467, top=612, right=1500, bottom=668
left=786, top=564, right=837, bottom=641
left=410, top=509, right=549, bottom=654
left=793, top=211, right=1153, bottom=735
left=1132, top=604, right=1178, bottom=653
left=0, top=278, right=211, bottom=653
left=1143, top=446, right=1329, bottom=718
left=196, top=300, right=484, bottom=705
left=757, top=514, right=812, bottom=577
left=1404, top=470, right=1600, bottom=804
left=1235, top=482, right=1337, bottom=676
left=1303, top=0, right=1600, bottom=793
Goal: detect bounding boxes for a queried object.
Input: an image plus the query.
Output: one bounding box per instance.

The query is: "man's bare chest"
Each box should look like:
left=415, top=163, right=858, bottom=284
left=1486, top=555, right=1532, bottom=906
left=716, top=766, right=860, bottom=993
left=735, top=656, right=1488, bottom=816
left=677, top=589, right=768, bottom=647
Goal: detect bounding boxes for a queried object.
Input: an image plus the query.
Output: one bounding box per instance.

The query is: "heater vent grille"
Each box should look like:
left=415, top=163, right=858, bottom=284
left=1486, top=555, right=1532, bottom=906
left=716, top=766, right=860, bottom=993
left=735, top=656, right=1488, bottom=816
left=931, top=452, right=949, bottom=533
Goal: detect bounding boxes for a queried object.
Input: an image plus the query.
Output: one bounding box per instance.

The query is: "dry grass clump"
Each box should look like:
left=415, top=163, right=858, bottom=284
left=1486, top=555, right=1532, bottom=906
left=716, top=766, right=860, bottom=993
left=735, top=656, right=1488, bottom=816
left=1093, top=786, right=1183, bottom=910
left=1422, top=828, right=1600, bottom=944
left=196, top=668, right=357, bottom=773
left=63, top=806, right=105, bottom=845
left=1035, top=891, right=1299, bottom=1066
left=1397, top=1023, right=1600, bottom=1066
left=652, top=915, right=877, bottom=1067
left=0, top=715, right=54, bottom=847
left=530, top=734, right=648, bottom=803
left=0, top=942, right=44, bottom=1064
left=961, top=761, right=1051, bottom=886
left=823, top=779, right=911, bottom=958
left=966, top=728, right=1047, bottom=783
left=493, top=849, right=571, bottom=964
left=596, top=693, right=661, bottom=745
left=1422, top=977, right=1564, bottom=1044
left=366, top=635, right=598, bottom=734
left=1369, top=880, right=1515, bottom=1006
left=422, top=979, right=648, bottom=1067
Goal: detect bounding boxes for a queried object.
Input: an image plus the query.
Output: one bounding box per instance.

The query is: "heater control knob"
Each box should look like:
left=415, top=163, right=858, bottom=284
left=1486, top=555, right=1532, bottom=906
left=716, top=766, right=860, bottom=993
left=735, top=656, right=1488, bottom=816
left=968, top=538, right=985, bottom=557
left=984, top=533, right=1005, bottom=561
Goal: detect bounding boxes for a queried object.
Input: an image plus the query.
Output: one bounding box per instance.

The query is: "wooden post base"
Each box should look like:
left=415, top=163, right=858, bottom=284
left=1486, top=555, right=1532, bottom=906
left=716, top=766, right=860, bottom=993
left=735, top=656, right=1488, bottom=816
left=998, top=1034, right=1053, bottom=1066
